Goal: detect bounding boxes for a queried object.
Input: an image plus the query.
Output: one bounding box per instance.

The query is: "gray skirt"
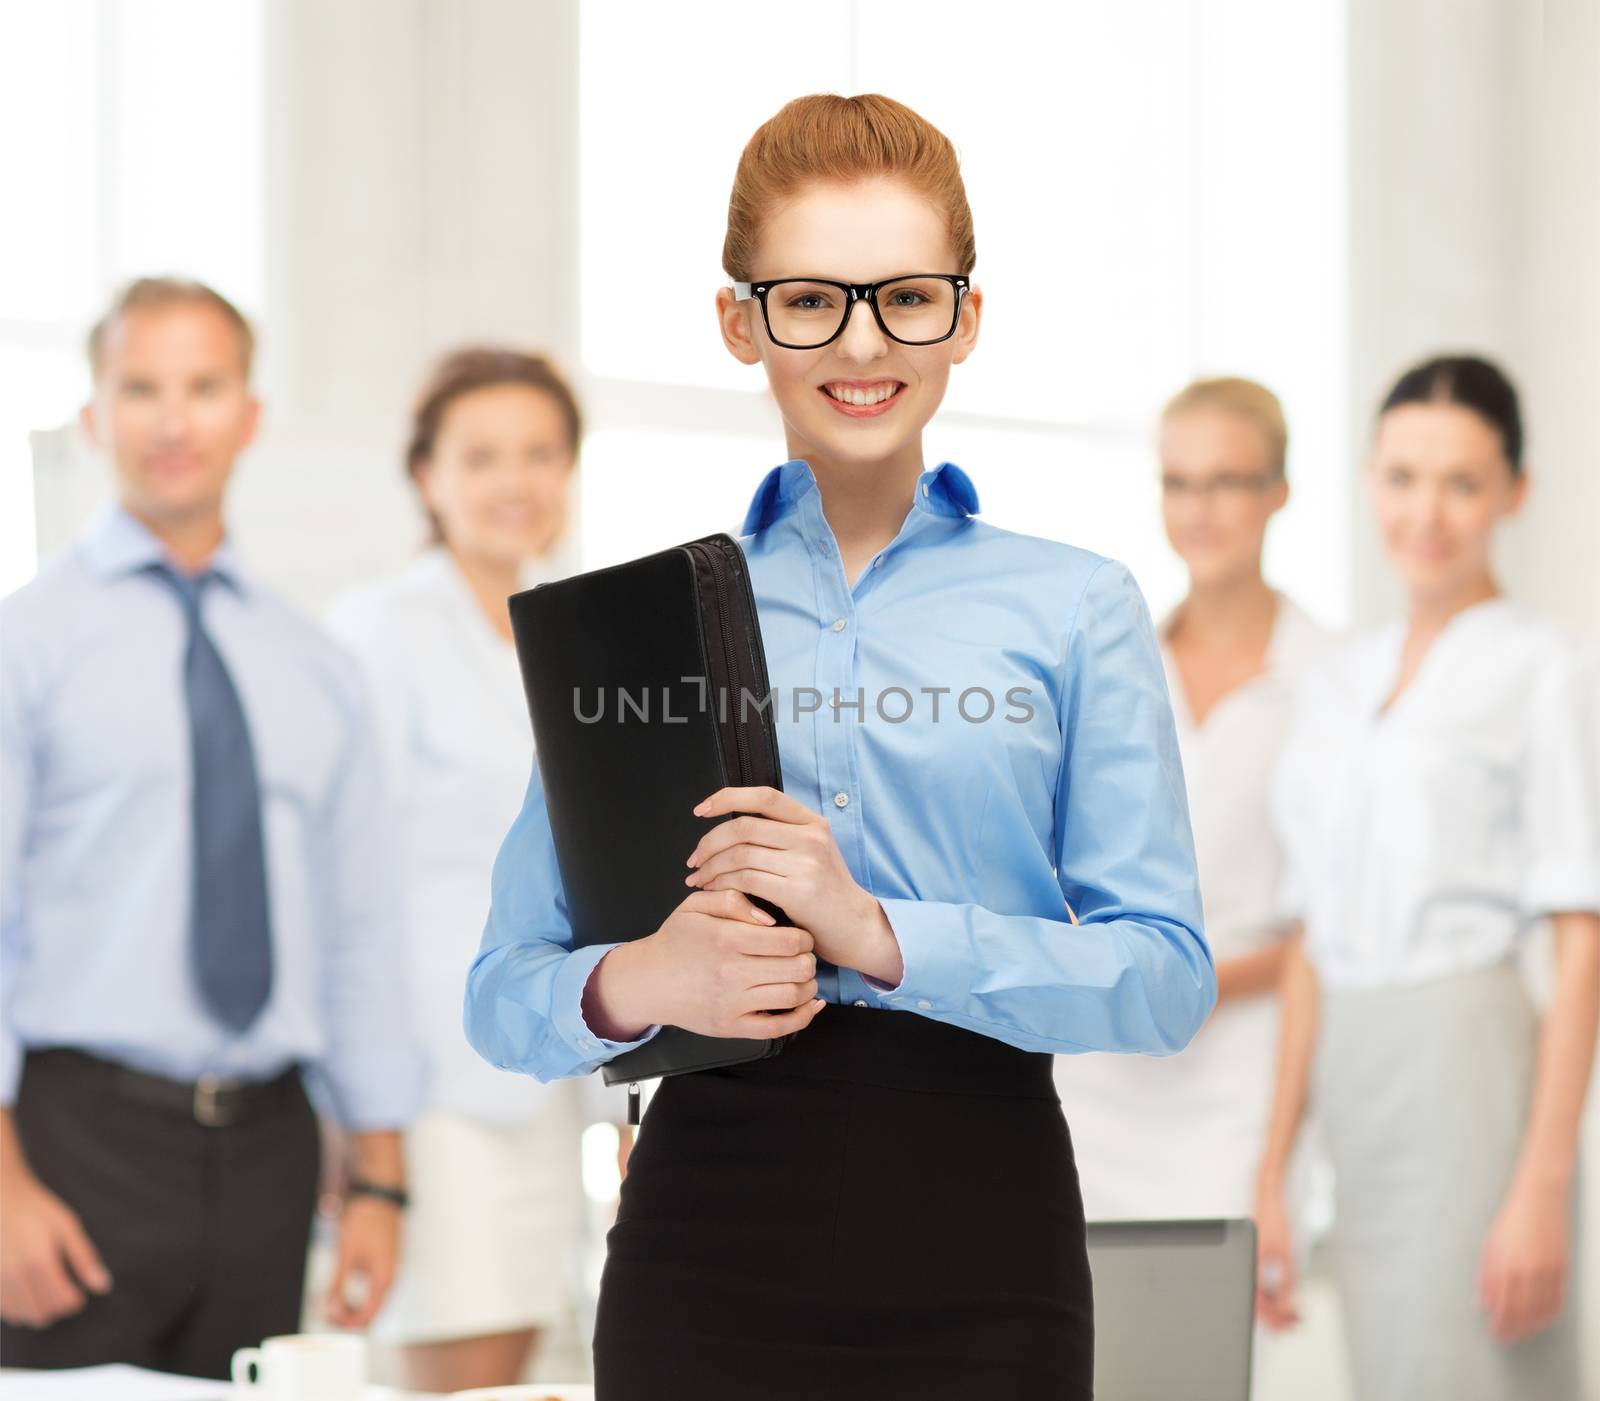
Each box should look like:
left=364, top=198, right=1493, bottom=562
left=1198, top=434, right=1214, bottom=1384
left=1315, top=959, right=1580, bottom=1401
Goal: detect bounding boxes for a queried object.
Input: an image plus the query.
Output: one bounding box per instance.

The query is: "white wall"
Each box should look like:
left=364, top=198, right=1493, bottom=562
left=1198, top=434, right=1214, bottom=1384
left=246, top=0, right=582, bottom=610
left=1349, top=0, right=1599, bottom=643
left=1501, top=0, right=1600, bottom=643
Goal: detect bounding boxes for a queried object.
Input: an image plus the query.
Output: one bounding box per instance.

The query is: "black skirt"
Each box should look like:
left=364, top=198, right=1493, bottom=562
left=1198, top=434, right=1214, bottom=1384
left=592, top=1003, right=1093, bottom=1399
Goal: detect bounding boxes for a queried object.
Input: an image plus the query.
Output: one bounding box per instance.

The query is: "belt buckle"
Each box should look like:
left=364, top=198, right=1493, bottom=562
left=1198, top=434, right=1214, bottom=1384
left=193, top=1072, right=233, bottom=1128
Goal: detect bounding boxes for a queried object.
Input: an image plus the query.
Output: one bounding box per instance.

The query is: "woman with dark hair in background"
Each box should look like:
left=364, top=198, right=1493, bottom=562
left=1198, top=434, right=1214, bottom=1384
left=325, top=348, right=592, bottom=1393
left=1253, top=354, right=1600, bottom=1400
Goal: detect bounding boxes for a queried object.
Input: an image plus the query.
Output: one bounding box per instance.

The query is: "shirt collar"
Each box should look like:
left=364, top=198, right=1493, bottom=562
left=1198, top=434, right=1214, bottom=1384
left=739, top=458, right=980, bottom=536
left=79, top=499, right=249, bottom=595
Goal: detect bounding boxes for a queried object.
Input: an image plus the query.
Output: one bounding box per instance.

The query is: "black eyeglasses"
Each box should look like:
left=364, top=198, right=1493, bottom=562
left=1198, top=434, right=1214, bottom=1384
left=732, top=274, right=970, bottom=349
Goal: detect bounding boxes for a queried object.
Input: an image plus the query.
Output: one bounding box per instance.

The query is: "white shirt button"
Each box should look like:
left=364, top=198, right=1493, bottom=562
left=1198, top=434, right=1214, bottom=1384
left=833, top=791, right=849, bottom=808
left=916, top=999, right=932, bottom=1010
left=873, top=556, right=883, bottom=567
left=921, top=482, right=930, bottom=496
left=852, top=999, right=867, bottom=1008
left=831, top=617, right=846, bottom=632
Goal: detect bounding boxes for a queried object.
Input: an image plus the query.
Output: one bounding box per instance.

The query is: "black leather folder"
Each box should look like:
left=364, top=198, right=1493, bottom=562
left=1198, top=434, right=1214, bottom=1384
left=507, top=532, right=794, bottom=1086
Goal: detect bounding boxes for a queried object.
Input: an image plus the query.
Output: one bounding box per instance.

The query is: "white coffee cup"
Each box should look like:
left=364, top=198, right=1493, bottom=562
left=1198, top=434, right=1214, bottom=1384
left=230, top=1332, right=366, bottom=1400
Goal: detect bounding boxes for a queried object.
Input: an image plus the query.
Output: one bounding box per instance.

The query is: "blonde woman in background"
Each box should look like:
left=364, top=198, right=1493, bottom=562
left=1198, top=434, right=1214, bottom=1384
left=325, top=347, right=591, bottom=1393
left=1056, top=380, right=1327, bottom=1307
left=1255, top=354, right=1600, bottom=1401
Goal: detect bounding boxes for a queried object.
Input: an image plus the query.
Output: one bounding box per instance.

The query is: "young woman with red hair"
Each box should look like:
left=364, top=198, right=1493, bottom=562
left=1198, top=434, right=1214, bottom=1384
left=466, top=94, right=1216, bottom=1399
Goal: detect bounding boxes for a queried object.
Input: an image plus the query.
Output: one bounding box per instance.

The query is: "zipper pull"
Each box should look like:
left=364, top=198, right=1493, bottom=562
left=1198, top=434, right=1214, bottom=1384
left=627, top=1081, right=641, bottom=1127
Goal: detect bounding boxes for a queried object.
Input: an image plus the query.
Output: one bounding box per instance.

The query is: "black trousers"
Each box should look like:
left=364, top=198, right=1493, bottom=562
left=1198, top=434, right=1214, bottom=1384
left=0, top=1048, right=320, bottom=1379
left=593, top=1004, right=1095, bottom=1399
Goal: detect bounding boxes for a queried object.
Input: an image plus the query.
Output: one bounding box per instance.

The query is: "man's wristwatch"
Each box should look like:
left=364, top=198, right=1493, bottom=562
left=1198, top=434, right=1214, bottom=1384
left=347, top=1177, right=410, bottom=1209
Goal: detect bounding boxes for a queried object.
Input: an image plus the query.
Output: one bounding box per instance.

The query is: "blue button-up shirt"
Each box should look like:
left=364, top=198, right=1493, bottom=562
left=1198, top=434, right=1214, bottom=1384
left=464, top=460, right=1214, bottom=1079
left=0, top=502, right=425, bottom=1128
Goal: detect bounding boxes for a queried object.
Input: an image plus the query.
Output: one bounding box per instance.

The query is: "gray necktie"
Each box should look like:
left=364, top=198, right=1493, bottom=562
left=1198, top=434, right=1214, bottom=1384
left=148, top=562, right=274, bottom=1031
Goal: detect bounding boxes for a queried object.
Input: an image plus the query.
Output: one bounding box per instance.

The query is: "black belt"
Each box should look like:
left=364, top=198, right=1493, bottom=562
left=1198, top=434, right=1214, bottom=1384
left=22, top=1047, right=304, bottom=1128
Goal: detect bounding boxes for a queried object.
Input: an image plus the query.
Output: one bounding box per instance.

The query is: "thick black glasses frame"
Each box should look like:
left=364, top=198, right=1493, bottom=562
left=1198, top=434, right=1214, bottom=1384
left=732, top=274, right=970, bottom=349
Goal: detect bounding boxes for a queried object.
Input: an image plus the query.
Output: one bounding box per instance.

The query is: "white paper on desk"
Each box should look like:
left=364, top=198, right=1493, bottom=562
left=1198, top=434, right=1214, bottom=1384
left=0, top=1364, right=228, bottom=1400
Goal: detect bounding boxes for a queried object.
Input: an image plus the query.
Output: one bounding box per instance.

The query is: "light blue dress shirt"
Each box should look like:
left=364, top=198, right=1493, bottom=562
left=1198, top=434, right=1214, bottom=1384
left=0, top=502, right=425, bottom=1128
left=464, top=460, right=1214, bottom=1081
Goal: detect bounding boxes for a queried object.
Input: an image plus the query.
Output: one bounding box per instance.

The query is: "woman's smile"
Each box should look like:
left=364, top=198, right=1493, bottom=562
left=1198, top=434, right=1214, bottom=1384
left=819, top=377, right=906, bottom=417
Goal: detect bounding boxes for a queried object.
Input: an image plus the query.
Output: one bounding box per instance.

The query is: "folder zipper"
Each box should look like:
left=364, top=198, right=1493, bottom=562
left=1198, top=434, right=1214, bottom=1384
left=710, top=545, right=753, bottom=782
left=688, top=540, right=756, bottom=785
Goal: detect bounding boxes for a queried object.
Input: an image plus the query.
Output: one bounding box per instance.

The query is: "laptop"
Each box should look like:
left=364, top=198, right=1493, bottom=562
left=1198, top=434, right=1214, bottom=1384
left=1087, top=1218, right=1257, bottom=1400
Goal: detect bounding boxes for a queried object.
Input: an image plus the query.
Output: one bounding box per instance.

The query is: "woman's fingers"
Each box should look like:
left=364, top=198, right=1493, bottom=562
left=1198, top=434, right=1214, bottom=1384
left=683, top=888, right=775, bottom=928
left=1493, top=1262, right=1563, bottom=1342
left=688, top=840, right=796, bottom=888
left=1257, top=1287, right=1299, bottom=1330
left=685, top=813, right=797, bottom=870
left=694, top=785, right=819, bottom=827
left=1478, top=1238, right=1517, bottom=1340
left=732, top=998, right=826, bottom=1039
left=1478, top=1257, right=1507, bottom=1335
left=734, top=933, right=816, bottom=1013
left=752, top=951, right=817, bottom=985
left=744, top=978, right=820, bottom=1013
left=665, top=890, right=823, bottom=1038
left=1475, top=1250, right=1494, bottom=1314
left=697, top=867, right=787, bottom=906
left=1531, top=1267, right=1567, bottom=1335
left=699, top=906, right=811, bottom=957
left=1255, top=1248, right=1298, bottom=1330
left=1483, top=1256, right=1522, bottom=1341
left=1498, top=1267, right=1535, bottom=1341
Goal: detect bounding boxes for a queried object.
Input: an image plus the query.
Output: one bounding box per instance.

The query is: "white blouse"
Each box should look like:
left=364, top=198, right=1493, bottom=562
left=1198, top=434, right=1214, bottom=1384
left=1272, top=597, right=1600, bottom=990
left=1056, top=593, right=1331, bottom=1219
left=325, top=547, right=582, bottom=1125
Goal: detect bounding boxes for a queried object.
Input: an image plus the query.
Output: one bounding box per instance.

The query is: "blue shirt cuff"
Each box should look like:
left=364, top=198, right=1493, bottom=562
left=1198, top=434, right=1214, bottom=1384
left=862, top=898, right=951, bottom=1014
left=551, top=942, right=663, bottom=1065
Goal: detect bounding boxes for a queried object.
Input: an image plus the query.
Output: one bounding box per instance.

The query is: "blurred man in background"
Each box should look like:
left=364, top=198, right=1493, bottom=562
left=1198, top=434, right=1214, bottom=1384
left=0, top=277, right=425, bottom=1377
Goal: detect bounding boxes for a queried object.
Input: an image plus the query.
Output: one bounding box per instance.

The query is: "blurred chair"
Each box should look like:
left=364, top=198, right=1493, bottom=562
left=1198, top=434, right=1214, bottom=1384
left=1088, top=1218, right=1257, bottom=1401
